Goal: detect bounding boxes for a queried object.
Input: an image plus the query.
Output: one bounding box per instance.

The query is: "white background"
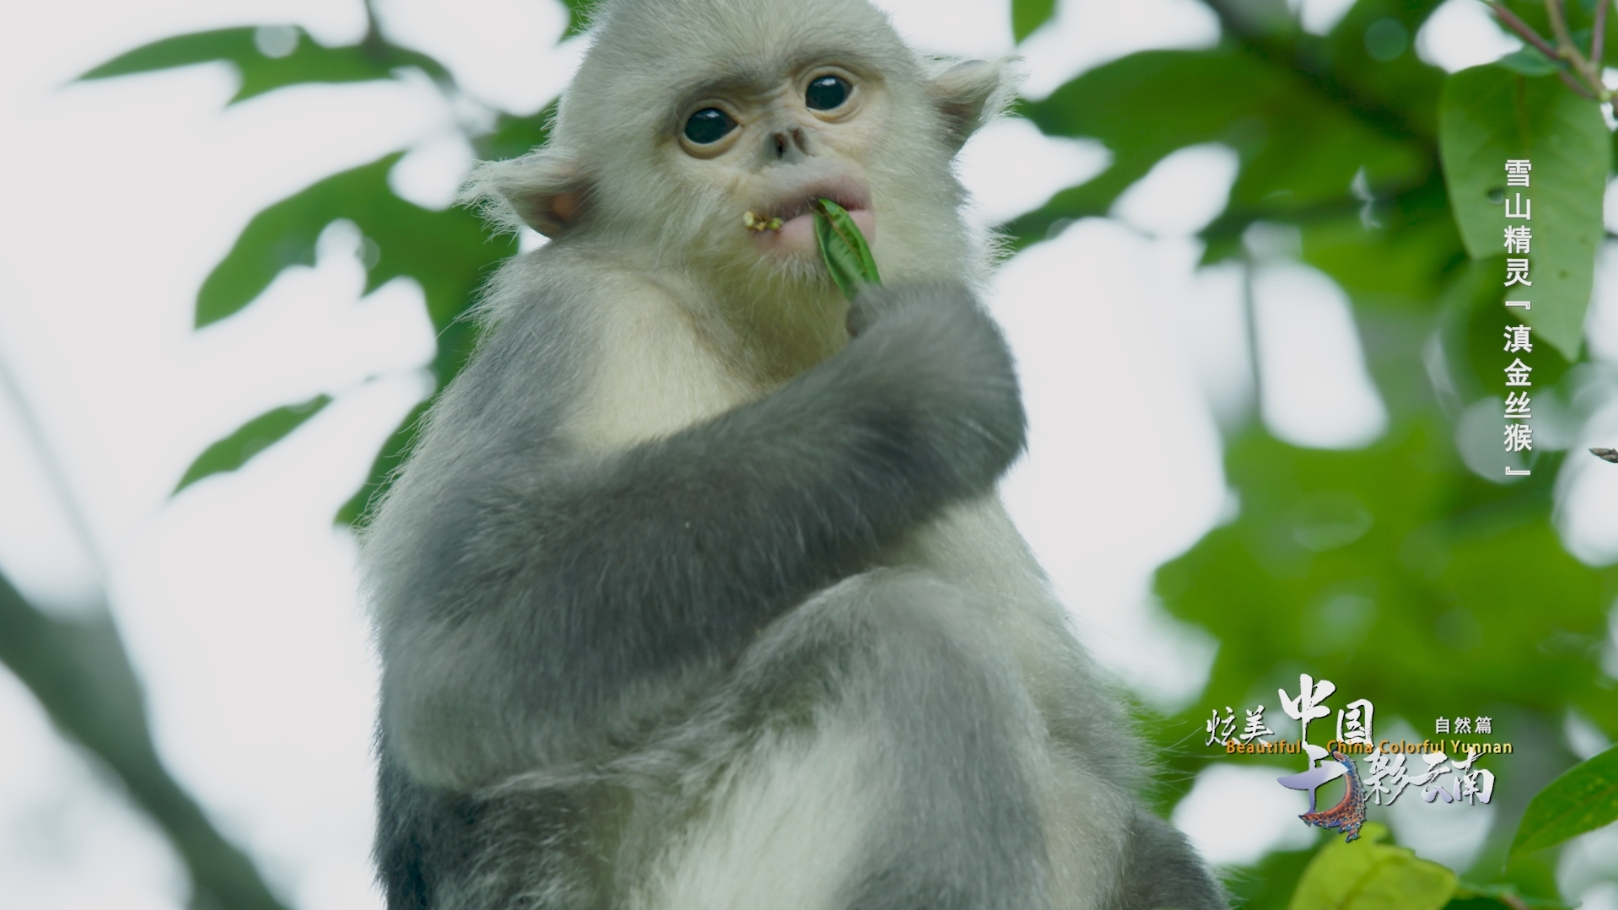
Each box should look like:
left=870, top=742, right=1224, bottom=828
left=1, top=0, right=1616, bottom=907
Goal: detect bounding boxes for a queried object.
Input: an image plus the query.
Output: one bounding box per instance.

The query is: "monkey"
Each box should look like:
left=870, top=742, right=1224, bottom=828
left=358, top=0, right=1227, bottom=908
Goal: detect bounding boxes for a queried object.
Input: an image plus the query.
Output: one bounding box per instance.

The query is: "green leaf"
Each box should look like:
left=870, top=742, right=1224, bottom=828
left=1011, top=0, right=1058, bottom=43
left=1438, top=64, right=1610, bottom=359
left=174, top=395, right=331, bottom=493
left=1007, top=47, right=1427, bottom=249
left=197, top=155, right=404, bottom=327
left=77, top=27, right=451, bottom=105
left=1007, top=51, right=1271, bottom=245
left=196, top=153, right=510, bottom=382
left=1511, top=745, right=1618, bottom=855
left=1288, top=823, right=1456, bottom=910
left=813, top=199, right=881, bottom=301
left=1494, top=48, right=1568, bottom=77
left=1021, top=50, right=1275, bottom=178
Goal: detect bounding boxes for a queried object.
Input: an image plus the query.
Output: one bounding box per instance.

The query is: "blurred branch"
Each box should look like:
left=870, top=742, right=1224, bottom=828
left=0, top=348, right=106, bottom=580
left=0, top=347, right=290, bottom=909
left=1490, top=3, right=1562, bottom=60
left=1240, top=254, right=1264, bottom=432
left=1200, top=196, right=1363, bottom=246
left=0, top=574, right=293, bottom=910
left=1543, top=0, right=1586, bottom=71
left=1594, top=0, right=1608, bottom=70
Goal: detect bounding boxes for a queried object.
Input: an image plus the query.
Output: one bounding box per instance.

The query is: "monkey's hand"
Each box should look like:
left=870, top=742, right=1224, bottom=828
left=844, top=281, right=926, bottom=337
left=836, top=281, right=1026, bottom=496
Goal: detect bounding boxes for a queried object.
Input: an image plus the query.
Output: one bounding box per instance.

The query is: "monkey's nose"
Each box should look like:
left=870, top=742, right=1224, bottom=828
left=769, top=127, right=810, bottom=161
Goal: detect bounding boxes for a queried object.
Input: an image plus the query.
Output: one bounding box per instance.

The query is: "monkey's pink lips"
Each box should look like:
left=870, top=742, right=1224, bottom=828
left=749, top=186, right=875, bottom=256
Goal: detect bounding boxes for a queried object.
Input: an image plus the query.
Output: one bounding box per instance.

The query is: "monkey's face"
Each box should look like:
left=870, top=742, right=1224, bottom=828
left=514, top=0, right=990, bottom=296
left=664, top=62, right=884, bottom=266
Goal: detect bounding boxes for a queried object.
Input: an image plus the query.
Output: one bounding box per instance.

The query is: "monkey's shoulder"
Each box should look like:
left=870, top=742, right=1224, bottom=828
left=417, top=252, right=717, bottom=448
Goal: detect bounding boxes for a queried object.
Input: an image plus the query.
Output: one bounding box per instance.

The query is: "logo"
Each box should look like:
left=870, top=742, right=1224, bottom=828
left=1206, top=674, right=1504, bottom=841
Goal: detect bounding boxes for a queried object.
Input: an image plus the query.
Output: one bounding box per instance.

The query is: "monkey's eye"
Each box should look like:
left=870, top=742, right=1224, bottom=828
left=805, top=76, right=851, bottom=111
left=684, top=108, right=735, bottom=144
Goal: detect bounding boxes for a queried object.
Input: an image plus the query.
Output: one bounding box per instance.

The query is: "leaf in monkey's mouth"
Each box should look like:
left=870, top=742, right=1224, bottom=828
left=812, top=198, right=880, bottom=301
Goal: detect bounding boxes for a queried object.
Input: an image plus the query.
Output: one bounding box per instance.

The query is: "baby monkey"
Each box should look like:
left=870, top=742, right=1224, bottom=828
left=360, top=0, right=1227, bottom=908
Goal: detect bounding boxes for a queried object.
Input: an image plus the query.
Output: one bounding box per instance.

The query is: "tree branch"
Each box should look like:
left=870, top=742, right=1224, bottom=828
left=1489, top=2, right=1564, bottom=60
left=0, top=290, right=293, bottom=910
left=1548, top=0, right=1609, bottom=92
left=0, top=340, right=106, bottom=579
left=1558, top=68, right=1599, bottom=99
left=0, top=574, right=293, bottom=910
left=1490, top=1, right=1609, bottom=100
left=1594, top=0, right=1609, bottom=73
left=1544, top=0, right=1585, bottom=67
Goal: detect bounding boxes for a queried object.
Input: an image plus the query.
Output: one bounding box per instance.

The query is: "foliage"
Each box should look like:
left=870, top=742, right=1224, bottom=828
left=1289, top=823, right=1458, bottom=910
left=1512, top=745, right=1618, bottom=855
left=172, top=394, right=330, bottom=493
left=0, top=576, right=292, bottom=910
left=20, top=0, right=1617, bottom=907
left=1011, top=0, right=1058, bottom=42
left=79, top=26, right=451, bottom=104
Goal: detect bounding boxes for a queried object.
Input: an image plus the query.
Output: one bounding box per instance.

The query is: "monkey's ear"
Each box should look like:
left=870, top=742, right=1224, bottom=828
left=928, top=59, right=1019, bottom=151
left=459, top=149, right=590, bottom=238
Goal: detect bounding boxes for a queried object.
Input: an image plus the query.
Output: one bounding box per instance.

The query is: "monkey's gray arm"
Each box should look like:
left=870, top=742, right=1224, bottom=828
left=377, top=282, right=1024, bottom=777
